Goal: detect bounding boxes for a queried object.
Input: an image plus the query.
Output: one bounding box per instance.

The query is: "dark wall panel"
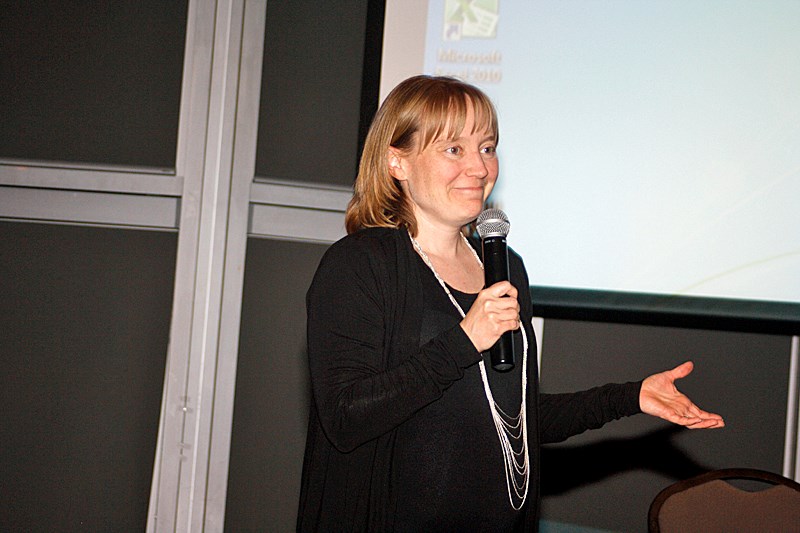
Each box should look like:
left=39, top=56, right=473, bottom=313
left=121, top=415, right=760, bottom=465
left=538, top=319, right=791, bottom=532
left=256, top=0, right=370, bottom=186
left=225, top=237, right=328, bottom=531
left=0, top=1, right=187, bottom=169
left=0, top=221, right=176, bottom=531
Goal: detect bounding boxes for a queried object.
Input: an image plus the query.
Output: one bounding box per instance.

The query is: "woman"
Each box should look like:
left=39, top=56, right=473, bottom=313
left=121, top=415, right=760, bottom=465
left=297, top=75, right=723, bottom=532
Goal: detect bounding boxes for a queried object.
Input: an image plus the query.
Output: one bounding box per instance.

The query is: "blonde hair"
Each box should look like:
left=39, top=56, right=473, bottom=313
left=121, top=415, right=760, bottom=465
left=345, top=75, right=498, bottom=236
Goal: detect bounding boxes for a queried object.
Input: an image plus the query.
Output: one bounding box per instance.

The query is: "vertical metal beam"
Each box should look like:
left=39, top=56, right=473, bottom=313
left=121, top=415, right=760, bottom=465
left=203, top=1, right=267, bottom=529
left=532, top=317, right=545, bottom=373
left=784, top=335, right=800, bottom=481
left=148, top=0, right=265, bottom=530
left=147, top=1, right=218, bottom=528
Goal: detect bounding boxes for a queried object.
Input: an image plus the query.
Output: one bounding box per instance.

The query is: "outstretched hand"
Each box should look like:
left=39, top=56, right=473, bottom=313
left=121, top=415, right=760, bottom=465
left=639, top=361, right=725, bottom=429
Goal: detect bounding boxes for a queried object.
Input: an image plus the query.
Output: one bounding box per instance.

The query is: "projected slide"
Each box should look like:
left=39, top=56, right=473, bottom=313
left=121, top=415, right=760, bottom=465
left=382, top=0, right=800, bottom=305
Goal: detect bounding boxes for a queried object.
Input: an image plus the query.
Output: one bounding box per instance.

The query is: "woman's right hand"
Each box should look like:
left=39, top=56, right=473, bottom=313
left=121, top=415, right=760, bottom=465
left=460, top=281, right=521, bottom=353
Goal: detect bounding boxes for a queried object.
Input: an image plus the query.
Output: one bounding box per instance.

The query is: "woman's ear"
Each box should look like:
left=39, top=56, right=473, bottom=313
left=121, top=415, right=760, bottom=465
left=387, top=148, right=406, bottom=181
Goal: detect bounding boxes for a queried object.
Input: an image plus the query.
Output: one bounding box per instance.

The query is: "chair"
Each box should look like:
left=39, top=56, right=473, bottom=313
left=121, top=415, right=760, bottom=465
left=648, top=468, right=800, bottom=533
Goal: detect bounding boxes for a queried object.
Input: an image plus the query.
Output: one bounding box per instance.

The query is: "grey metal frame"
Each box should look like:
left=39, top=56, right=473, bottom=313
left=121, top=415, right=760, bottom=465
left=785, top=337, right=800, bottom=480
left=0, top=0, right=346, bottom=529
left=1, top=1, right=799, bottom=531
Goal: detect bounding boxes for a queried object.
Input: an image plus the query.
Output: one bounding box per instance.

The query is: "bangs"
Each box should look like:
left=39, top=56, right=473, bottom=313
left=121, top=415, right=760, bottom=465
left=418, top=90, right=498, bottom=150
left=384, top=76, right=499, bottom=155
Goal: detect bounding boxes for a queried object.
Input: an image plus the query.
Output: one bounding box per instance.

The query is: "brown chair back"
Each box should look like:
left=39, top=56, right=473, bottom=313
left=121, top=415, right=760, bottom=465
left=648, top=468, right=800, bottom=533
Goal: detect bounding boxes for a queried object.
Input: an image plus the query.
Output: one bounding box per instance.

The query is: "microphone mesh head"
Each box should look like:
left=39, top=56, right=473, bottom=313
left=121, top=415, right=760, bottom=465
left=476, top=208, right=510, bottom=238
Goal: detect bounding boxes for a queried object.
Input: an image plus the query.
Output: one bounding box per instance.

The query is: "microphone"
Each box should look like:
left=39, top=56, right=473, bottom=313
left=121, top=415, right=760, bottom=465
left=476, top=208, right=515, bottom=372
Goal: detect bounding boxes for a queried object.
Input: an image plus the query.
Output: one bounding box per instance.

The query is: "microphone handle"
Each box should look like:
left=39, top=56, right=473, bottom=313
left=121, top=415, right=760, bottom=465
left=482, top=236, right=515, bottom=372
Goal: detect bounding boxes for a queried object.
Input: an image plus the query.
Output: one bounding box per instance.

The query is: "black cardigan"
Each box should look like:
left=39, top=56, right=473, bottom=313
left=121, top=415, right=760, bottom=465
left=297, top=227, right=641, bottom=532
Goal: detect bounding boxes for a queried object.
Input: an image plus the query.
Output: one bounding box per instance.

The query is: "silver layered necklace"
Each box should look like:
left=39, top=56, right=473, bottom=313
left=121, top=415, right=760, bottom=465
left=408, top=230, right=530, bottom=510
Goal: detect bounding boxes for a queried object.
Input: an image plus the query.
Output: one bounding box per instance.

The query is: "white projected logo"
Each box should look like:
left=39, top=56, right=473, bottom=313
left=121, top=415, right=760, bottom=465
left=443, top=0, right=499, bottom=41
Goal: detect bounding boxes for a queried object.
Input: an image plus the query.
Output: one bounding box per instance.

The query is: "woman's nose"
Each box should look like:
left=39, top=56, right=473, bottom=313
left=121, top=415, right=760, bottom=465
left=465, top=150, right=489, bottom=178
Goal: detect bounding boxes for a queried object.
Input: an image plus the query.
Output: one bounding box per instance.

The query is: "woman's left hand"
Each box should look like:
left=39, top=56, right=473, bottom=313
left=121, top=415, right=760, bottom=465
left=639, top=361, right=725, bottom=429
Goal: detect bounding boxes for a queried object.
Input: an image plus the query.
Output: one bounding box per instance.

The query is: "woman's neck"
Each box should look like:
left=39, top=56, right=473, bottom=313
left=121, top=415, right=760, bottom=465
left=411, top=224, right=464, bottom=260
left=411, top=225, right=484, bottom=294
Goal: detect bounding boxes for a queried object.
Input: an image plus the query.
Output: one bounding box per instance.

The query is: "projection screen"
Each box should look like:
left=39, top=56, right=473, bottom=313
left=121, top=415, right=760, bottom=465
left=380, top=0, right=800, bottom=332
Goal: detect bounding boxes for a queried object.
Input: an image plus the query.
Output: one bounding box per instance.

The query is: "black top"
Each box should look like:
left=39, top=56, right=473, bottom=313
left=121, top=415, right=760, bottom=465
left=390, top=256, right=524, bottom=531
left=297, top=228, right=642, bottom=532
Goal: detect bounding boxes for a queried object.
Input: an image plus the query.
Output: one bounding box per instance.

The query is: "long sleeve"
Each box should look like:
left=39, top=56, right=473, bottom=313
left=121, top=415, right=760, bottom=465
left=539, top=381, right=643, bottom=444
left=306, top=230, right=482, bottom=452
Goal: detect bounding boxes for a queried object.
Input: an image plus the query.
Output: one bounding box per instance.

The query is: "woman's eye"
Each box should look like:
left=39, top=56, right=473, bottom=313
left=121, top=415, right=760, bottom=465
left=445, top=146, right=462, bottom=155
left=481, top=145, right=496, bottom=155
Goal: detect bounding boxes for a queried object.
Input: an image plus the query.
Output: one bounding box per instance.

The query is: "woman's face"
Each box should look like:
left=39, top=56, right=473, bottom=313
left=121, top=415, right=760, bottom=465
left=389, top=103, right=498, bottom=232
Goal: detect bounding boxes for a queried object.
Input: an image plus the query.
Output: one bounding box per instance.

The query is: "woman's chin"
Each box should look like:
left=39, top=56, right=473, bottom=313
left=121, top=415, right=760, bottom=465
left=459, top=204, right=486, bottom=226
